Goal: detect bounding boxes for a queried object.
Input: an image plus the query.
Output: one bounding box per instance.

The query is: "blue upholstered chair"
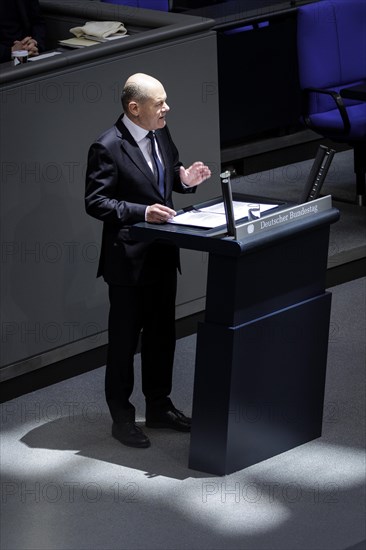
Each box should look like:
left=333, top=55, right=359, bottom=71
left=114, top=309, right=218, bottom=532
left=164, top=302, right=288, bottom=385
left=100, top=0, right=169, bottom=10
left=297, top=0, right=366, bottom=204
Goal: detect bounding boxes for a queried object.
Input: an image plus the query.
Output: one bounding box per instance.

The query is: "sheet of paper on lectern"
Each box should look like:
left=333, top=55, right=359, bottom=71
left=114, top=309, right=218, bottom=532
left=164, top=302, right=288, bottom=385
left=168, top=201, right=278, bottom=229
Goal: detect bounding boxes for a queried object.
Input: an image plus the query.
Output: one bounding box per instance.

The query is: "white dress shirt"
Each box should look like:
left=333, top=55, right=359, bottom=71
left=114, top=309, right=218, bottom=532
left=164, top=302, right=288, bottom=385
left=122, top=114, right=168, bottom=219
left=122, top=114, right=165, bottom=174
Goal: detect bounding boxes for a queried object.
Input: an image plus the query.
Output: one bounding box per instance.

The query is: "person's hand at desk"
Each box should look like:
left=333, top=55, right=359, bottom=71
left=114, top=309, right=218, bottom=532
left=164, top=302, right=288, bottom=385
left=146, top=204, right=176, bottom=224
left=12, top=36, right=39, bottom=57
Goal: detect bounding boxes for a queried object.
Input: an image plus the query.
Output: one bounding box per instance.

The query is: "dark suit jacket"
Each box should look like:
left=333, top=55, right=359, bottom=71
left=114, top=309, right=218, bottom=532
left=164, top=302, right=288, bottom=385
left=85, top=116, right=195, bottom=286
left=0, top=0, right=46, bottom=63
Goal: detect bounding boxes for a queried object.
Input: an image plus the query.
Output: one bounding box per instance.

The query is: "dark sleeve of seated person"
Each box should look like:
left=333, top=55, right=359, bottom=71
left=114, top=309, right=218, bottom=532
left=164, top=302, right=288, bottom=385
left=0, top=0, right=46, bottom=63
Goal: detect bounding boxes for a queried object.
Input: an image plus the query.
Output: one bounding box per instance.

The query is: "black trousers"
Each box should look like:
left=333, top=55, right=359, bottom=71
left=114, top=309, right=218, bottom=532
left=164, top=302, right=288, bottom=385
left=105, top=266, right=177, bottom=423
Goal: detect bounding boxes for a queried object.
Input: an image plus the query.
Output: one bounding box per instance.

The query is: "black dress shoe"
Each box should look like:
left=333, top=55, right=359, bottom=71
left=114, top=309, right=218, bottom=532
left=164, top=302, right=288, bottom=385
left=112, top=421, right=151, bottom=448
left=145, top=407, right=191, bottom=432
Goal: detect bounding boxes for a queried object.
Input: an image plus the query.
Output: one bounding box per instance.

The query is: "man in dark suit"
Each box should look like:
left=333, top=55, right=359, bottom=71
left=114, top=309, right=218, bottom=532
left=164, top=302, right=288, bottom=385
left=0, top=0, right=46, bottom=62
left=85, top=73, right=211, bottom=448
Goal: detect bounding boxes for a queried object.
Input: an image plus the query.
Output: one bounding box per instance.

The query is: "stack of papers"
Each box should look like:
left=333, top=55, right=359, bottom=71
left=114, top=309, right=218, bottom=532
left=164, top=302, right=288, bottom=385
left=58, top=35, right=128, bottom=48
left=168, top=201, right=278, bottom=229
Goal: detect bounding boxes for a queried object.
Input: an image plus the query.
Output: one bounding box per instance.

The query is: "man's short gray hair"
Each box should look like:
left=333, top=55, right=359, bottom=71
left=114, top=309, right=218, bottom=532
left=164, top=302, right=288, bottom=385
left=121, top=83, right=150, bottom=112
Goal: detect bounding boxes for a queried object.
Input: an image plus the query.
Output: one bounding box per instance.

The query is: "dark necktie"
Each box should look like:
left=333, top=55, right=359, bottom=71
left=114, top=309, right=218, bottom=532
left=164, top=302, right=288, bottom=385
left=147, top=131, right=165, bottom=196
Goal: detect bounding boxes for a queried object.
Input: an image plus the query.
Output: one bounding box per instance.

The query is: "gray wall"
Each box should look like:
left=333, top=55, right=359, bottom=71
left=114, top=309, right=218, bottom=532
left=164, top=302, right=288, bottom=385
left=1, top=27, right=221, bottom=376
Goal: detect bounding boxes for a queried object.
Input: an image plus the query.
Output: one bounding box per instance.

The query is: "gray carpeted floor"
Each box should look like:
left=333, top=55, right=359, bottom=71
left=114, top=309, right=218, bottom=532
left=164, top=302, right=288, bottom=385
left=1, top=276, right=365, bottom=550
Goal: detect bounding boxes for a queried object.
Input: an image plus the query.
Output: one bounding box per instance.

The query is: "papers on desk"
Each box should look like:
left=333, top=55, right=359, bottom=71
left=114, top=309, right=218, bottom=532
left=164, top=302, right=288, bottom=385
left=83, top=34, right=129, bottom=42
left=168, top=201, right=278, bottom=229
left=59, top=20, right=129, bottom=48
left=58, top=35, right=128, bottom=48
left=28, top=51, right=62, bottom=61
left=58, top=37, right=101, bottom=48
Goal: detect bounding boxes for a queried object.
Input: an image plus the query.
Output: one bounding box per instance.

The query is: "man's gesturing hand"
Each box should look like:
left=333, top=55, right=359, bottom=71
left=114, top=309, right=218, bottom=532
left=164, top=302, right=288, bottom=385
left=179, top=162, right=211, bottom=187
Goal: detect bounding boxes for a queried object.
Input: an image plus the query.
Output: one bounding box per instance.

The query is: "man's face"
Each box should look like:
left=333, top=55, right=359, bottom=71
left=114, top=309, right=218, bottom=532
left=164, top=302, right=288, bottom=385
left=133, top=83, right=170, bottom=131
